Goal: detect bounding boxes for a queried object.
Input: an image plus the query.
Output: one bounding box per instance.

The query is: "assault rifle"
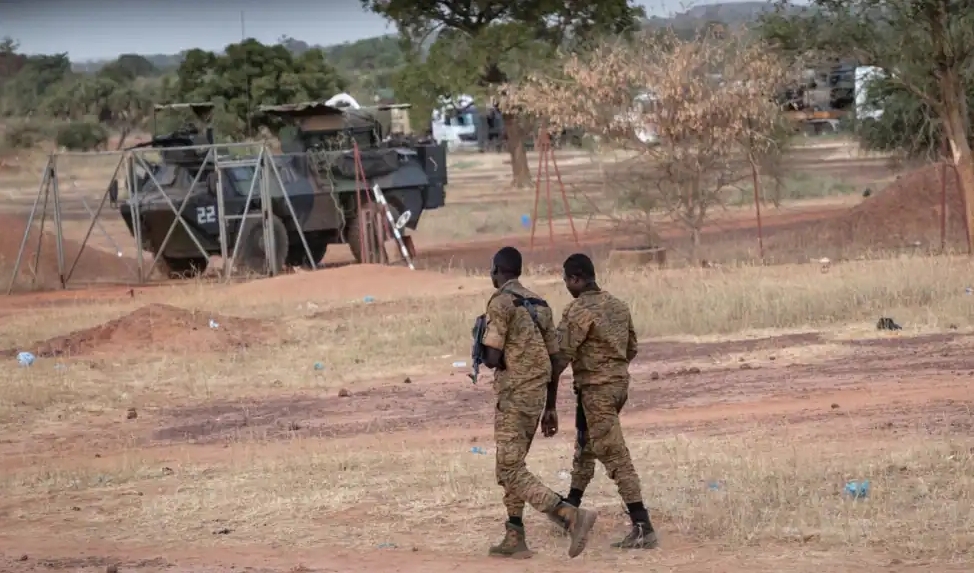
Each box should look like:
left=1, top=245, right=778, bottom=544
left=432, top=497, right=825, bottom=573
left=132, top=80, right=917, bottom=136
left=469, top=314, right=487, bottom=384
left=467, top=293, right=549, bottom=384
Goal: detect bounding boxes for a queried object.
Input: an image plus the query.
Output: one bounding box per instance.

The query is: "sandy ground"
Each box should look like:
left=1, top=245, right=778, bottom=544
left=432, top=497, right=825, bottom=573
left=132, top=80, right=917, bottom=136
left=1, top=140, right=970, bottom=572
left=1, top=325, right=972, bottom=572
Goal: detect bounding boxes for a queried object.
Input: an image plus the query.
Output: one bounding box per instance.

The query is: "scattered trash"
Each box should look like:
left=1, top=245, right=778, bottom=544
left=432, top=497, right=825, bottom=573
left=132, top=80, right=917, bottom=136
left=706, top=481, right=722, bottom=491
left=861, top=188, right=872, bottom=198
left=844, top=480, right=870, bottom=499
left=16, top=351, right=35, bottom=367
left=558, top=470, right=570, bottom=480
left=452, top=361, right=468, bottom=368
left=876, top=317, right=902, bottom=331
left=520, top=214, right=531, bottom=228
left=966, top=287, right=973, bottom=295
left=126, top=408, right=138, bottom=420
left=363, top=296, right=375, bottom=303
left=471, top=447, right=487, bottom=455
left=313, top=362, right=325, bottom=371
left=208, top=319, right=219, bottom=329
left=338, top=388, right=351, bottom=398
left=214, top=527, right=232, bottom=535
left=377, top=542, right=397, bottom=549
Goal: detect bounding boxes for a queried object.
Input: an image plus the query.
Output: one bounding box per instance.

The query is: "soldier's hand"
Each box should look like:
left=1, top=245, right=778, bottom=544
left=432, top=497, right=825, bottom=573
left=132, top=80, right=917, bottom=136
left=541, top=408, right=558, bottom=438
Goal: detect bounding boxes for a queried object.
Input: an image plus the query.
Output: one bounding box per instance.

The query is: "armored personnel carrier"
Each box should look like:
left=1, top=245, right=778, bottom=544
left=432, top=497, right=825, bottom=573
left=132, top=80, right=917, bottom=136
left=118, top=101, right=448, bottom=278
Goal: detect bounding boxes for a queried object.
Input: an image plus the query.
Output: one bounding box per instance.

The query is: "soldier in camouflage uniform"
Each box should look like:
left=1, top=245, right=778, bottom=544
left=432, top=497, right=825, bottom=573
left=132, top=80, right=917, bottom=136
left=480, top=246, right=598, bottom=559
left=541, top=253, right=659, bottom=550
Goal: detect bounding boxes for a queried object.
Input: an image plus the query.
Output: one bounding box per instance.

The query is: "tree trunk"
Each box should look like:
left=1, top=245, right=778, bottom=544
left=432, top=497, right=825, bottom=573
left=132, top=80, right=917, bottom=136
left=939, top=70, right=974, bottom=253
left=503, top=113, right=532, bottom=188
left=951, top=145, right=974, bottom=254
left=115, top=128, right=131, bottom=151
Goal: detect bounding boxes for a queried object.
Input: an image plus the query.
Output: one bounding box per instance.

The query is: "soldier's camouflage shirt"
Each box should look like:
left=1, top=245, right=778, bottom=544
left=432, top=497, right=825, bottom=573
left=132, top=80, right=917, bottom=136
left=556, top=288, right=638, bottom=388
left=482, top=279, right=558, bottom=395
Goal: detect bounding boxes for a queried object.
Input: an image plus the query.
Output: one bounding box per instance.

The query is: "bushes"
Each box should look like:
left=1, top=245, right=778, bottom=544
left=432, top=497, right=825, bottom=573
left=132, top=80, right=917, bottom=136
left=1, top=119, right=109, bottom=152
left=2, top=120, right=52, bottom=150
left=55, top=121, right=109, bottom=151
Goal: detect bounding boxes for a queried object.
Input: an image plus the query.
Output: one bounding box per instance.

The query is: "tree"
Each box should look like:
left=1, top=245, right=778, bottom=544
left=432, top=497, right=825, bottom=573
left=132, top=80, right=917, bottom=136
left=174, top=39, right=348, bottom=139
left=759, top=0, right=974, bottom=252
left=361, top=0, right=645, bottom=188
left=98, top=54, right=159, bottom=84
left=503, top=28, right=787, bottom=252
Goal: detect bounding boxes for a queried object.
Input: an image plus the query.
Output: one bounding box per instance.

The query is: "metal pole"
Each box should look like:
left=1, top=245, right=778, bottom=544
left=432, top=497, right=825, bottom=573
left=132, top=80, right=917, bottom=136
left=64, top=155, right=126, bottom=284
left=49, top=155, right=67, bottom=288
left=259, top=147, right=276, bottom=275
left=30, top=170, right=52, bottom=289
left=6, top=159, right=52, bottom=294
left=529, top=127, right=544, bottom=250
left=266, top=152, right=316, bottom=270
left=214, top=150, right=230, bottom=277
left=225, top=147, right=265, bottom=281
left=543, top=132, right=555, bottom=246
left=549, top=142, right=579, bottom=246
left=130, top=152, right=146, bottom=283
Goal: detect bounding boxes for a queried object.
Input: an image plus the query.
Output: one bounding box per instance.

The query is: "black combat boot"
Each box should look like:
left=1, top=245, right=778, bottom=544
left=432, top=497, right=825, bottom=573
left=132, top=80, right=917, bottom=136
left=611, top=503, right=659, bottom=549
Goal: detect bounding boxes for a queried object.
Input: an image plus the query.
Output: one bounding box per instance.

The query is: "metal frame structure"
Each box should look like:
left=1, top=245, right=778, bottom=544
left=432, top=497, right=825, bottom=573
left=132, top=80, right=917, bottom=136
left=6, top=142, right=316, bottom=293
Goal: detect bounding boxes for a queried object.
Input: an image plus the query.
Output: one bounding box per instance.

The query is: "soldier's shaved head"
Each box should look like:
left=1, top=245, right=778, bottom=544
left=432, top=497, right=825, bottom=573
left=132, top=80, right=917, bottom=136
left=493, top=246, right=523, bottom=276
left=563, top=253, right=596, bottom=281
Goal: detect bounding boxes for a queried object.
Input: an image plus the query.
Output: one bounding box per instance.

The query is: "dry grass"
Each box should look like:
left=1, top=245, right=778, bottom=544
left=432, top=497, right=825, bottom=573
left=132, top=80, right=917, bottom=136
left=2, top=428, right=971, bottom=561
left=3, top=255, right=973, bottom=419
left=2, top=228, right=974, bottom=567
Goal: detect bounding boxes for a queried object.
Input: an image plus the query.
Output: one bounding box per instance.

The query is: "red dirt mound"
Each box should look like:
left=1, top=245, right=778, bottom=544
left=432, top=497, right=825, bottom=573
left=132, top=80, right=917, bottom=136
left=21, top=303, right=277, bottom=358
left=813, top=163, right=967, bottom=249
left=0, top=213, right=138, bottom=290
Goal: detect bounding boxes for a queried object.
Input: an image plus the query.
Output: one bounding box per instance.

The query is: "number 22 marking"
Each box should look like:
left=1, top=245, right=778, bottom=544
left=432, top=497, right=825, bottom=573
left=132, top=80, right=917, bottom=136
left=196, top=206, right=216, bottom=225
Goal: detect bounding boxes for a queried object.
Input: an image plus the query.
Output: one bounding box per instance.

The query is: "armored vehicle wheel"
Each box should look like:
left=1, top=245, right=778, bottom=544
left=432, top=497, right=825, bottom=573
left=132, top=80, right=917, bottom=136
left=159, top=256, right=208, bottom=279
left=347, top=204, right=389, bottom=264
left=285, top=231, right=328, bottom=269
left=236, top=213, right=289, bottom=276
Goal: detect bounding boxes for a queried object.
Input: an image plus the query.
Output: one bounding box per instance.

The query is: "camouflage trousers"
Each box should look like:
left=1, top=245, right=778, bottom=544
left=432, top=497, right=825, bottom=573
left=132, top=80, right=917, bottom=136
left=572, top=380, right=643, bottom=504
left=494, top=388, right=563, bottom=518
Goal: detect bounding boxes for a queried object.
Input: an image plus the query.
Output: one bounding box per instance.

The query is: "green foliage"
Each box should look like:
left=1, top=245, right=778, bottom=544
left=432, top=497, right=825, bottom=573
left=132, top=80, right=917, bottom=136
left=173, top=39, right=348, bottom=138
left=56, top=121, right=109, bottom=151
left=362, top=0, right=646, bottom=115
left=758, top=0, right=974, bottom=157
left=98, top=54, right=158, bottom=83
left=855, top=76, right=974, bottom=159
left=3, top=120, right=51, bottom=150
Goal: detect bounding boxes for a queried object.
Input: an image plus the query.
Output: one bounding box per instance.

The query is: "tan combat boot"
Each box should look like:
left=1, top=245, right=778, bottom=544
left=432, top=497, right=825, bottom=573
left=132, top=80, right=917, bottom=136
left=488, top=523, right=534, bottom=559
left=550, top=502, right=597, bottom=558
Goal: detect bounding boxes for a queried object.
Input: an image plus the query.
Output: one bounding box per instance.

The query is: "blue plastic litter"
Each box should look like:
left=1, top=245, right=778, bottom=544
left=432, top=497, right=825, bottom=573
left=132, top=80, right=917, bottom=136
left=471, top=447, right=487, bottom=455
left=363, top=296, right=375, bottom=303
left=17, top=352, right=35, bottom=367
left=520, top=214, right=531, bottom=228
left=314, top=362, right=325, bottom=371
left=844, top=480, right=870, bottom=499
